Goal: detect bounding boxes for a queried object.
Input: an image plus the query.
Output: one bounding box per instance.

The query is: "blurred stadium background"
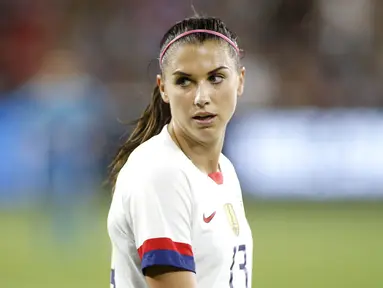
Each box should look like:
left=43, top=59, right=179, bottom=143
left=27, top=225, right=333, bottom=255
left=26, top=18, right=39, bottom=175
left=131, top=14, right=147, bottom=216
left=1, top=0, right=382, bottom=287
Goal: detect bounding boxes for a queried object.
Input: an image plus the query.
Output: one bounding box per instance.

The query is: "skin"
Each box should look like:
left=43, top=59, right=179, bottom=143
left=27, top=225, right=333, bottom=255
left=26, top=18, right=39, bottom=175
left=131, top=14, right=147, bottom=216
left=157, top=40, right=245, bottom=175
left=145, top=40, right=245, bottom=288
left=145, top=266, right=197, bottom=288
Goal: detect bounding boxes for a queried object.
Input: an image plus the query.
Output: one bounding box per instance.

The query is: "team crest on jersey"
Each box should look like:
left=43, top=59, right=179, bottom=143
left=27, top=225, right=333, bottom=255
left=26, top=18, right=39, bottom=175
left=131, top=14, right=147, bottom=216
left=223, top=203, right=239, bottom=236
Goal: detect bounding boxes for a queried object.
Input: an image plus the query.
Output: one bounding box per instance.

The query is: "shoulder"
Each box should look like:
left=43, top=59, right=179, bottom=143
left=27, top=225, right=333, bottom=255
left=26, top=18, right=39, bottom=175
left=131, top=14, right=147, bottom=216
left=115, top=133, right=190, bottom=199
left=220, top=153, right=242, bottom=188
left=126, top=127, right=182, bottom=172
left=220, top=153, right=237, bottom=174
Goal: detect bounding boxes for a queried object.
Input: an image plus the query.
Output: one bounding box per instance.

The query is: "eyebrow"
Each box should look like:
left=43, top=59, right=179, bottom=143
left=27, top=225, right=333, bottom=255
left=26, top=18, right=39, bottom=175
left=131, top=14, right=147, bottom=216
left=172, top=66, right=229, bottom=77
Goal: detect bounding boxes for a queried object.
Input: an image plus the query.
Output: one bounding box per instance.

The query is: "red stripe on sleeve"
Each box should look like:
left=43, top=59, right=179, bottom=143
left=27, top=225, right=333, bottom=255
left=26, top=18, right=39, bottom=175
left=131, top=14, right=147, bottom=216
left=137, top=237, right=193, bottom=259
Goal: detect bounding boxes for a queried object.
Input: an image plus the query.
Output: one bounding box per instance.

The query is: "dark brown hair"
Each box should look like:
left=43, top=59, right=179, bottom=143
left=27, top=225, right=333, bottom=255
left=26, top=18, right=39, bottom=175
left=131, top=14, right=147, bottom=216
left=108, top=16, right=241, bottom=190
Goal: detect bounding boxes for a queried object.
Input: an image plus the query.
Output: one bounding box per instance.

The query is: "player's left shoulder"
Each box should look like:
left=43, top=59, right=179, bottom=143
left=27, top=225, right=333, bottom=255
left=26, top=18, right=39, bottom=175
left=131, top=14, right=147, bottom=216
left=220, top=153, right=245, bottom=201
left=220, top=153, right=239, bottom=179
left=220, top=152, right=232, bottom=168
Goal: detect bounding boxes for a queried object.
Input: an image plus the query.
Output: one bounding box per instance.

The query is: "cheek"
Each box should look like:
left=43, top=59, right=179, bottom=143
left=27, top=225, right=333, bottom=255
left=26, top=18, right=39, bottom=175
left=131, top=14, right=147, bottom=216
left=217, top=87, right=238, bottom=113
left=226, top=95, right=238, bottom=117
left=167, top=90, right=194, bottom=115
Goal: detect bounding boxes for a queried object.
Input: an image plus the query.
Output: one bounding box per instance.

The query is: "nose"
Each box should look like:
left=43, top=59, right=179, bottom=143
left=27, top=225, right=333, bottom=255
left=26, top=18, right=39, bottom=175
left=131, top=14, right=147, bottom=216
left=194, top=82, right=211, bottom=108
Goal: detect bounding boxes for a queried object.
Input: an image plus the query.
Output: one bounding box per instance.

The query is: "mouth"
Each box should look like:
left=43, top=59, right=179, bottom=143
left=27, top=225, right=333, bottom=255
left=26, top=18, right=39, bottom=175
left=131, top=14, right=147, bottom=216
left=192, top=113, right=217, bottom=125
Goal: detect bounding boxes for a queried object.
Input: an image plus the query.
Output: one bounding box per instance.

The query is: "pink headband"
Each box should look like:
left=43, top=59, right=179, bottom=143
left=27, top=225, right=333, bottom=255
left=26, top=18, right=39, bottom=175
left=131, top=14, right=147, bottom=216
left=159, top=29, right=240, bottom=65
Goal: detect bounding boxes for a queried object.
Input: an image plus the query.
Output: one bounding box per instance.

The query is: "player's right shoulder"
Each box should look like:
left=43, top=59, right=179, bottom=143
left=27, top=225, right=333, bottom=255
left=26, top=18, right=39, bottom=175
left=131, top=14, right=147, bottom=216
left=126, top=139, right=181, bottom=177
left=115, top=134, right=189, bottom=199
left=126, top=130, right=177, bottom=169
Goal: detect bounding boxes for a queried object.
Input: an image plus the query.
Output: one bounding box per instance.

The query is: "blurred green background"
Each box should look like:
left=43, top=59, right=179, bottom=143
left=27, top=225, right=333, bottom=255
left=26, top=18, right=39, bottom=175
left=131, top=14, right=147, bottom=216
left=1, top=199, right=382, bottom=288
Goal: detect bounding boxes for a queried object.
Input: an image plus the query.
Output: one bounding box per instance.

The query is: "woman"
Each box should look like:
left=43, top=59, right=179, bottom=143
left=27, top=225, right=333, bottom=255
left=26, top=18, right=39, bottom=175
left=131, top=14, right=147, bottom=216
left=108, top=16, right=253, bottom=288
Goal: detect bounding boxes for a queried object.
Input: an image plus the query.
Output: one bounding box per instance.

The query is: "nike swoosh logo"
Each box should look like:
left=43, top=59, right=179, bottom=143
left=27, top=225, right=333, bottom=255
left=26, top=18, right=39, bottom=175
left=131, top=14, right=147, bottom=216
left=203, top=211, right=216, bottom=223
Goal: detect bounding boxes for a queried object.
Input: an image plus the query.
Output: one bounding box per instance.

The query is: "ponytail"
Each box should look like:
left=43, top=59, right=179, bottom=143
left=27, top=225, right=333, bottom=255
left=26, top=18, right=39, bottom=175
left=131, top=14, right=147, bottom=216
left=108, top=85, right=171, bottom=191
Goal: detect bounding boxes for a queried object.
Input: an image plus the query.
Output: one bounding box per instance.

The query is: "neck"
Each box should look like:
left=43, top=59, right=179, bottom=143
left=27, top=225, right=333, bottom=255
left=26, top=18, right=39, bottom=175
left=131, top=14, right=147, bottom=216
left=169, top=122, right=224, bottom=174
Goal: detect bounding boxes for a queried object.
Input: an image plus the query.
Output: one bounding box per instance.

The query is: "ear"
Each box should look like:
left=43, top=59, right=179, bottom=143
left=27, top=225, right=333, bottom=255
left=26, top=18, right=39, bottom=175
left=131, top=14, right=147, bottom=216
left=157, top=74, right=169, bottom=103
left=237, top=66, right=246, bottom=97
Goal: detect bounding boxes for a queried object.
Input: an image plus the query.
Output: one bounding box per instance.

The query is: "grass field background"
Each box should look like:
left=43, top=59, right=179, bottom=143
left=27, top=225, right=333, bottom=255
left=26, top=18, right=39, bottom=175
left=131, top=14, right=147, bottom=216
left=1, top=199, right=382, bottom=288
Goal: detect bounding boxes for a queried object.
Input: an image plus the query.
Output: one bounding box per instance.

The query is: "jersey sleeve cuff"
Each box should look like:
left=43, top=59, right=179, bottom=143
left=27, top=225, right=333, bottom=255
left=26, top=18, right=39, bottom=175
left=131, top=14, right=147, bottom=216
left=138, top=237, right=196, bottom=273
left=141, top=250, right=195, bottom=273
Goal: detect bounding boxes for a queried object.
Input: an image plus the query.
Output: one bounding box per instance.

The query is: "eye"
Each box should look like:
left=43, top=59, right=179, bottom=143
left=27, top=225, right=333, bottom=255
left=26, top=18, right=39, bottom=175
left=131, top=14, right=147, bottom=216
left=175, top=77, right=192, bottom=87
left=208, top=74, right=224, bottom=84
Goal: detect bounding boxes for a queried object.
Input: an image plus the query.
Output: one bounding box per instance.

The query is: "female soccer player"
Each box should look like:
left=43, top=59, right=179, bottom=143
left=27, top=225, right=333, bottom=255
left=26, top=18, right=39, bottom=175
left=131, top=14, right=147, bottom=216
left=107, top=16, right=253, bottom=288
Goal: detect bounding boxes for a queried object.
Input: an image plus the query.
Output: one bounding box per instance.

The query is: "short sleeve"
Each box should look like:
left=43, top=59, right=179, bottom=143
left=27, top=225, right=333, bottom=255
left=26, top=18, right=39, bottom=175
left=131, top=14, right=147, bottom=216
left=124, top=166, right=195, bottom=274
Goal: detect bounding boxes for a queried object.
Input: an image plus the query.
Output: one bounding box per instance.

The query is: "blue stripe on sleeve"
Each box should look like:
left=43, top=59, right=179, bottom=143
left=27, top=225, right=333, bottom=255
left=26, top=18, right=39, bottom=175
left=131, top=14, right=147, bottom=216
left=141, top=249, right=196, bottom=273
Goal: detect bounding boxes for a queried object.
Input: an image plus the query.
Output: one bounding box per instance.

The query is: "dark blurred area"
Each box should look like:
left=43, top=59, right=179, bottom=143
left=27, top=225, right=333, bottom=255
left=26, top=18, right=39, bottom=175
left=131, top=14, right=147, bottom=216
left=1, top=0, right=382, bottom=206
left=0, top=1, right=382, bottom=287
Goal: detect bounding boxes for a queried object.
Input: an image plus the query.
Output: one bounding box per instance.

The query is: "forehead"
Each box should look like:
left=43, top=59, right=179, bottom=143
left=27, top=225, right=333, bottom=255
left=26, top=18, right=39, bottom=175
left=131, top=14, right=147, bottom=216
left=164, top=41, right=234, bottom=74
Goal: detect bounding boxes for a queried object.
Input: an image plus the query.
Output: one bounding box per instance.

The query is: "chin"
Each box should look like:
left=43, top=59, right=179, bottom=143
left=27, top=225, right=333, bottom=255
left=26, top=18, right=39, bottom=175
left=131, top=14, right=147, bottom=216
left=193, top=125, right=223, bottom=144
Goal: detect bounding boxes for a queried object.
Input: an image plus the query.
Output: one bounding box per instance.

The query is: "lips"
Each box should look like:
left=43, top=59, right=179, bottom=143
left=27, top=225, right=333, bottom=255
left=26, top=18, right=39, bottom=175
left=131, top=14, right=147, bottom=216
left=192, top=112, right=217, bottom=120
left=192, top=113, right=217, bottom=125
left=192, top=114, right=216, bottom=121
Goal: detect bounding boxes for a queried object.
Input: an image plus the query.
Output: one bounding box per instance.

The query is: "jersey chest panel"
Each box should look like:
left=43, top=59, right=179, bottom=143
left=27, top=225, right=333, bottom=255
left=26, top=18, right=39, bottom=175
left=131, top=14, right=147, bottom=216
left=188, top=173, right=253, bottom=287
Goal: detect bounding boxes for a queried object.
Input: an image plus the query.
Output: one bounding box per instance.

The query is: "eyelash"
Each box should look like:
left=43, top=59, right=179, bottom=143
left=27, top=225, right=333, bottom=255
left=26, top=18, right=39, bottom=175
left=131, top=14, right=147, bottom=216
left=209, top=74, right=224, bottom=84
left=175, top=77, right=191, bottom=87
left=175, top=74, right=225, bottom=87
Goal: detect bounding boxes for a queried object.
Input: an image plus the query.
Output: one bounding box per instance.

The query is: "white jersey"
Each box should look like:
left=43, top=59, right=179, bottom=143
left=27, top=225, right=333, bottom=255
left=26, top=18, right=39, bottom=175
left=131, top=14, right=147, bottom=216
left=107, top=125, right=253, bottom=288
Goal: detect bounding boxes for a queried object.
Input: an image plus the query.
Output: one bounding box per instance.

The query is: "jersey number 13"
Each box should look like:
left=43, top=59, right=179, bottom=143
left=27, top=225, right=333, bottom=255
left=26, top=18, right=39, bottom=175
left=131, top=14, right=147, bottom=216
left=229, top=244, right=248, bottom=288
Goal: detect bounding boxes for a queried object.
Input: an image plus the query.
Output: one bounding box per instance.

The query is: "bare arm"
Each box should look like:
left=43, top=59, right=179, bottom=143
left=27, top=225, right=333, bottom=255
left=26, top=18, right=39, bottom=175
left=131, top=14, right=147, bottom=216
left=145, top=266, right=197, bottom=288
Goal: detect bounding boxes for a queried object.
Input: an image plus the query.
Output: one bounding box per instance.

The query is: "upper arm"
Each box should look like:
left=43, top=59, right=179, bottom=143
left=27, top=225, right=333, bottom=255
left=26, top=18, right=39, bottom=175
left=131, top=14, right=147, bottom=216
left=145, top=266, right=197, bottom=288
left=124, top=166, right=197, bottom=287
